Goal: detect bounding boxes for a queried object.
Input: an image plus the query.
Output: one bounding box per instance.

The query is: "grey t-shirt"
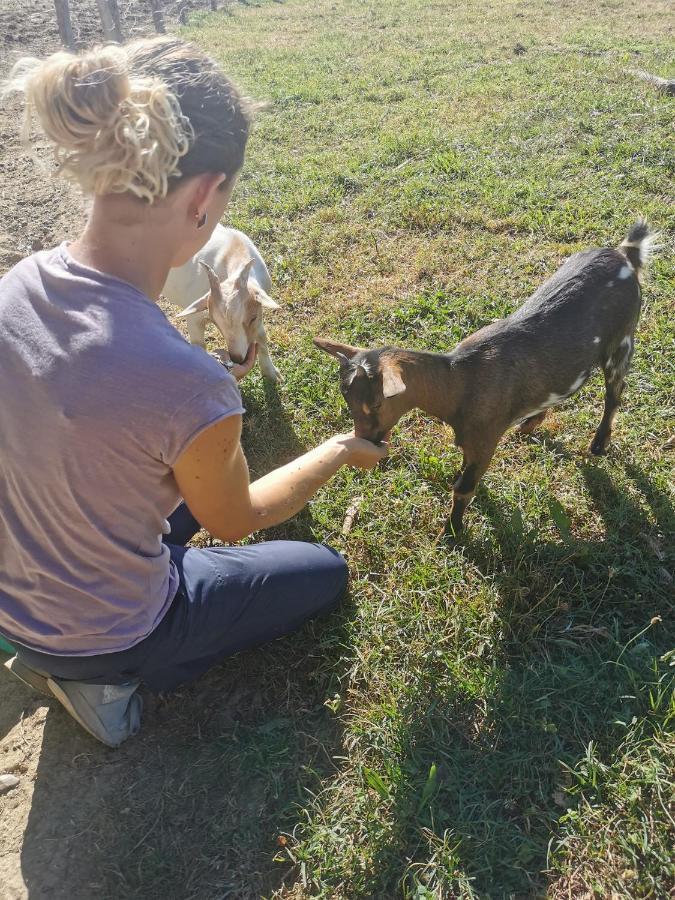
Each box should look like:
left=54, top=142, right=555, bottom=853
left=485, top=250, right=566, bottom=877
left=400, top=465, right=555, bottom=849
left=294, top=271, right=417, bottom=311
left=0, top=245, right=244, bottom=655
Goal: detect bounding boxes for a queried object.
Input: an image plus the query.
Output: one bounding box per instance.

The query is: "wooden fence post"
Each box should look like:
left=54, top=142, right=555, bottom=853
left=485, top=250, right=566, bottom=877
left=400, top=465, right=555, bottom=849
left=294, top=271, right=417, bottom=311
left=149, top=0, right=166, bottom=33
left=108, top=0, right=123, bottom=39
left=53, top=0, right=75, bottom=49
left=96, top=0, right=123, bottom=42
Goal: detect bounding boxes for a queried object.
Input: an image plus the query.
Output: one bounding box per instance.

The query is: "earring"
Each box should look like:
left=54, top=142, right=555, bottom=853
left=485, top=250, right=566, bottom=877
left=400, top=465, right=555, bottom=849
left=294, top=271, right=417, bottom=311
left=196, top=211, right=208, bottom=230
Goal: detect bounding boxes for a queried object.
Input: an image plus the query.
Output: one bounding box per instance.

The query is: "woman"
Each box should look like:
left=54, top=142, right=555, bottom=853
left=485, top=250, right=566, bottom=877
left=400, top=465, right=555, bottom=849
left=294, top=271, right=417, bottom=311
left=0, top=38, right=387, bottom=746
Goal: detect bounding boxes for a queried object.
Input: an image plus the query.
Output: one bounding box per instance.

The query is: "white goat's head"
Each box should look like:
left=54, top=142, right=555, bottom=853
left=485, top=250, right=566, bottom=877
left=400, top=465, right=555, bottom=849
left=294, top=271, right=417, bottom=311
left=177, top=260, right=279, bottom=362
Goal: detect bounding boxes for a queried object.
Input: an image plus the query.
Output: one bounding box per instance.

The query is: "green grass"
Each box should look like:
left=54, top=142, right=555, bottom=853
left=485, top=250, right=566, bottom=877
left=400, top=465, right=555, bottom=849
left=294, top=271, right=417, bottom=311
left=151, top=0, right=673, bottom=896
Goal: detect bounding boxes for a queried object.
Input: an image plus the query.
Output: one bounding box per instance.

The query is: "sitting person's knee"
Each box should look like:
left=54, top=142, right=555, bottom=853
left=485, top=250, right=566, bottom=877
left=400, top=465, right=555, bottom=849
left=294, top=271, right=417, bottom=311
left=314, top=544, right=348, bottom=606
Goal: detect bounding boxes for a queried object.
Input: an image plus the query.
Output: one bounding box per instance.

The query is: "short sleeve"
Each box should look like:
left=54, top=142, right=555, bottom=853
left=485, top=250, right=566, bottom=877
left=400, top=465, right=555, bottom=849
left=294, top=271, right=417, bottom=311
left=161, top=371, right=245, bottom=466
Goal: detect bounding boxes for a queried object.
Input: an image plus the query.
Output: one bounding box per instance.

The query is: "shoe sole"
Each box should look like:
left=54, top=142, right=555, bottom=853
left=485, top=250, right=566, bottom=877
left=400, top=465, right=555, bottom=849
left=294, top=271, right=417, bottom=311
left=4, top=657, right=52, bottom=697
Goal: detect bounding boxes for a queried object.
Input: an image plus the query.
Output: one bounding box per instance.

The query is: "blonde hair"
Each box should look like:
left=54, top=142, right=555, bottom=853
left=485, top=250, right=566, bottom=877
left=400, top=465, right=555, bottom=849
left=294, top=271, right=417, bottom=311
left=5, top=38, right=251, bottom=203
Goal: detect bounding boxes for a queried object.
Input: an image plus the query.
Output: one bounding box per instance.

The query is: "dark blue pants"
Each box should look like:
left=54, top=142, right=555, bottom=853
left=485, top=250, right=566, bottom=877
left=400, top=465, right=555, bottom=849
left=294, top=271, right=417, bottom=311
left=15, top=505, right=348, bottom=693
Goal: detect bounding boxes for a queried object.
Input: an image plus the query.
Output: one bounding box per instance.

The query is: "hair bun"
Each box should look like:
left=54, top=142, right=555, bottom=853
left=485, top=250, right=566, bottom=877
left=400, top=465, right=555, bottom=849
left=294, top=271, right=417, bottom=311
left=6, top=44, right=192, bottom=202
left=13, top=46, right=130, bottom=149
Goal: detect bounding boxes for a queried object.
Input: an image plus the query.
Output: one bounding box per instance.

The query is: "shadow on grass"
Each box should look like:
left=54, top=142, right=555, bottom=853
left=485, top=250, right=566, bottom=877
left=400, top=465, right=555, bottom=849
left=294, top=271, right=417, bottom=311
left=363, top=452, right=673, bottom=896
left=242, top=378, right=306, bottom=457
left=241, top=378, right=318, bottom=543
left=15, top=598, right=357, bottom=899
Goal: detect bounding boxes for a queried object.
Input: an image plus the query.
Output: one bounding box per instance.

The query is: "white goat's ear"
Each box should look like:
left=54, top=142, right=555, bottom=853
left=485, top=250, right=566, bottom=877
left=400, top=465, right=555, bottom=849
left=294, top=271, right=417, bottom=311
left=199, top=261, right=227, bottom=319
left=313, top=337, right=362, bottom=361
left=381, top=358, right=406, bottom=398
left=234, top=258, right=255, bottom=291
left=175, top=292, right=209, bottom=318
left=253, top=285, right=280, bottom=310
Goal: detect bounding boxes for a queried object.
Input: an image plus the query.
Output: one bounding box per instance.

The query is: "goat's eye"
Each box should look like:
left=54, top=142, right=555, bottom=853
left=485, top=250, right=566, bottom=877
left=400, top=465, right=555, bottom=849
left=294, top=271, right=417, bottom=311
left=248, top=314, right=258, bottom=325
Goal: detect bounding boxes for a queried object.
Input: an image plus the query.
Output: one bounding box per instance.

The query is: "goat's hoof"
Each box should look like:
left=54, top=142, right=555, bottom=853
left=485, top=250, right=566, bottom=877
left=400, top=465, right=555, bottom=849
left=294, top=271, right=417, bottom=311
left=589, top=438, right=609, bottom=456
left=262, top=368, right=282, bottom=383
left=443, top=520, right=464, bottom=541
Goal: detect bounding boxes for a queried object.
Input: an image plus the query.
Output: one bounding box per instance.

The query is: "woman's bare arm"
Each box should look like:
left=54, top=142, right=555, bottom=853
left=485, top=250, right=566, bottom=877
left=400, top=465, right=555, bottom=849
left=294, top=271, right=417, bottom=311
left=172, top=415, right=387, bottom=543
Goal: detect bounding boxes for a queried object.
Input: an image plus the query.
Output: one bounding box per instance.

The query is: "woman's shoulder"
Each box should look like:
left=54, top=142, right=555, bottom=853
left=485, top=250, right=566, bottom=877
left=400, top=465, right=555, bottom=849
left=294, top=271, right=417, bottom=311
left=1, top=243, right=242, bottom=410
left=0, top=247, right=47, bottom=293
left=144, top=321, right=242, bottom=394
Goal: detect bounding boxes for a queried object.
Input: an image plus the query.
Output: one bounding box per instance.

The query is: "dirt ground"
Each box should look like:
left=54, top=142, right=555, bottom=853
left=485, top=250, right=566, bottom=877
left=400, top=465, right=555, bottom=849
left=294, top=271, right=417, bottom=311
left=0, top=4, right=273, bottom=898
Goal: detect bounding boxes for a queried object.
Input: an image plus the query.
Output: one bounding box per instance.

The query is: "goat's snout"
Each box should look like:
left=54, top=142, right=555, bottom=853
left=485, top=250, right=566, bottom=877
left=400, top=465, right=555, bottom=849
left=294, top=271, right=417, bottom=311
left=351, top=414, right=385, bottom=445
left=348, top=397, right=389, bottom=444
left=314, top=338, right=408, bottom=445
left=227, top=335, right=253, bottom=364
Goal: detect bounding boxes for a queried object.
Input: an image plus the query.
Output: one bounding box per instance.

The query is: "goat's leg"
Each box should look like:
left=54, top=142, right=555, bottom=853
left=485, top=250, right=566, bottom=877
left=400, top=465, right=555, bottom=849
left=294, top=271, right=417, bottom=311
left=449, top=439, right=499, bottom=534
left=256, top=332, right=281, bottom=382
left=590, top=375, right=625, bottom=455
left=186, top=312, right=208, bottom=348
left=518, top=410, right=548, bottom=435
left=590, top=336, right=634, bottom=455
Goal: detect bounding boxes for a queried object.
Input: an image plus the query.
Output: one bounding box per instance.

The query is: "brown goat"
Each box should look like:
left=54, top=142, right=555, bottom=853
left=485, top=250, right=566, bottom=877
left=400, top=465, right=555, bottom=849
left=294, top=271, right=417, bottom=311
left=315, top=222, right=656, bottom=534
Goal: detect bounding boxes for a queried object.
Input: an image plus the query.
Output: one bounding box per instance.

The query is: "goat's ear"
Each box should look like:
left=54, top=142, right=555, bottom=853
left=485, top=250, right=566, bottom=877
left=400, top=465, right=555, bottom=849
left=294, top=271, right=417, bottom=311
left=233, top=258, right=255, bottom=291
left=313, top=337, right=362, bottom=363
left=252, top=284, right=280, bottom=310
left=381, top=358, right=406, bottom=398
left=199, top=260, right=226, bottom=318
left=175, top=293, right=209, bottom=319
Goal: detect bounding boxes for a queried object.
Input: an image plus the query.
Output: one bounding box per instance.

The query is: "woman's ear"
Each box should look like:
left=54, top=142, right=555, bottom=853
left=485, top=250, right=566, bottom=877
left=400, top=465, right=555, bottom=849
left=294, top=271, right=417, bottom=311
left=186, top=172, right=229, bottom=222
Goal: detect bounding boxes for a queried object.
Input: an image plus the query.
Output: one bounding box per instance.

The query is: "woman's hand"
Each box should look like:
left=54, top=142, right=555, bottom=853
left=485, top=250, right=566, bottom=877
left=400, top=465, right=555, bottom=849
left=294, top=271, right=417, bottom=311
left=329, top=432, right=389, bottom=469
left=211, top=343, right=258, bottom=381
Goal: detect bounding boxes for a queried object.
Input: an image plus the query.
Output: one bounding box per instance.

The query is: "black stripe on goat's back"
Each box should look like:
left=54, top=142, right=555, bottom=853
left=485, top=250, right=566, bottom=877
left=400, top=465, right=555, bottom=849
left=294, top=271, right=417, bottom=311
left=622, top=244, right=642, bottom=273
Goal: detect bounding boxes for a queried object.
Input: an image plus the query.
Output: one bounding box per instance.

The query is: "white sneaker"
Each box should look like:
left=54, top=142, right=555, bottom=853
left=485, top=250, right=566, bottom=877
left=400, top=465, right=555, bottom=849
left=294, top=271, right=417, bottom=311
left=5, top=656, right=142, bottom=747
left=46, top=678, right=142, bottom=748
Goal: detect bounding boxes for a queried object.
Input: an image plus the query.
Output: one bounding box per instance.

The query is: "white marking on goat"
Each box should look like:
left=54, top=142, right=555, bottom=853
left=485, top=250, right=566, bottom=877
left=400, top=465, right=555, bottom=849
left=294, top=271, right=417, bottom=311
left=606, top=335, right=633, bottom=383
left=362, top=403, right=371, bottom=415
left=515, top=392, right=565, bottom=426
left=606, top=280, right=614, bottom=288
left=566, top=371, right=589, bottom=396
left=618, top=264, right=633, bottom=280
left=513, top=372, right=588, bottom=428
left=593, top=336, right=601, bottom=344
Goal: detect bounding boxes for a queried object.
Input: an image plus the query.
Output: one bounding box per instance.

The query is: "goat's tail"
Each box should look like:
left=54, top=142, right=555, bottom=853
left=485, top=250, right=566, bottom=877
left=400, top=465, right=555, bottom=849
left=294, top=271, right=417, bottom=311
left=620, top=219, right=659, bottom=272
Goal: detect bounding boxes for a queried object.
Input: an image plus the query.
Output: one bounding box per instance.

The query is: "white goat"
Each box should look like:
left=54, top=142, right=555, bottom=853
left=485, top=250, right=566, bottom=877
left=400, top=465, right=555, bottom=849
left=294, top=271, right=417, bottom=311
left=162, top=224, right=280, bottom=381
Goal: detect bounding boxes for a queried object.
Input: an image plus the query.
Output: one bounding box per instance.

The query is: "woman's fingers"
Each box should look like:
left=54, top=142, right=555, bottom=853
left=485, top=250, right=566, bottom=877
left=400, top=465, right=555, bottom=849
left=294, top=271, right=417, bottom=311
left=332, top=433, right=389, bottom=469
left=231, top=343, right=258, bottom=381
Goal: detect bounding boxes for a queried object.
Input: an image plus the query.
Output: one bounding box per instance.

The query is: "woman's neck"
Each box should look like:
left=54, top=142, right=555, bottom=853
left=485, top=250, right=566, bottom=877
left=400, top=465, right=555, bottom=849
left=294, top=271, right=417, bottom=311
left=69, top=195, right=179, bottom=299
